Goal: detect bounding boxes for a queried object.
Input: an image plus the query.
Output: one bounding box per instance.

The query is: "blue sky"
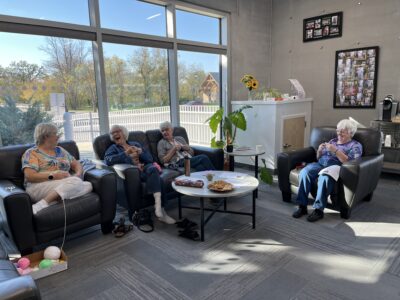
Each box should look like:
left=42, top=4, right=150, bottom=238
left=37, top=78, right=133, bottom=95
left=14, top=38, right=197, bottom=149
left=0, top=0, right=220, bottom=73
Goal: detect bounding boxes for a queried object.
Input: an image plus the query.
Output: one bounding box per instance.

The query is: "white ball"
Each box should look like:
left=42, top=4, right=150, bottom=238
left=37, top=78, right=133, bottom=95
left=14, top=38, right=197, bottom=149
left=44, top=246, right=61, bottom=260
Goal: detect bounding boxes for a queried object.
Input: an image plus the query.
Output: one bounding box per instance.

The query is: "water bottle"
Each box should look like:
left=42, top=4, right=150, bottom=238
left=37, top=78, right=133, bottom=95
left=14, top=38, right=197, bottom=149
left=184, top=155, right=191, bottom=177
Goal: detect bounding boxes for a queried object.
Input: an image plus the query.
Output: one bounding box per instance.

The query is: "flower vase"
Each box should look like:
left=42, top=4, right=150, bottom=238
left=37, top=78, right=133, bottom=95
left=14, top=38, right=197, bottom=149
left=247, top=90, right=253, bottom=100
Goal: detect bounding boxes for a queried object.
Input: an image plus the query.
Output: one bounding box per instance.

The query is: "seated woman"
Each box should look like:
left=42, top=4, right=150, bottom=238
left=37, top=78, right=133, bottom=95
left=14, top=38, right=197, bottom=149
left=22, top=123, right=93, bottom=215
left=292, top=119, right=363, bottom=222
left=157, top=121, right=215, bottom=171
left=104, top=125, right=175, bottom=224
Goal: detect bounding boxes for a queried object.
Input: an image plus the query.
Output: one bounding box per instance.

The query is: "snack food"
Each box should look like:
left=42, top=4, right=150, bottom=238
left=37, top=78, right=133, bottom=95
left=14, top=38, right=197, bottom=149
left=174, top=179, right=204, bottom=188
left=207, top=180, right=234, bottom=192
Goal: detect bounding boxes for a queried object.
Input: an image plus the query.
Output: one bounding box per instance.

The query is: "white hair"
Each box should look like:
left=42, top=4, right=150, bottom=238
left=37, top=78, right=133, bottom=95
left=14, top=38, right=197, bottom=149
left=337, top=119, right=358, bottom=137
left=109, top=125, right=129, bottom=142
left=34, top=123, right=58, bottom=145
left=159, top=121, right=173, bottom=131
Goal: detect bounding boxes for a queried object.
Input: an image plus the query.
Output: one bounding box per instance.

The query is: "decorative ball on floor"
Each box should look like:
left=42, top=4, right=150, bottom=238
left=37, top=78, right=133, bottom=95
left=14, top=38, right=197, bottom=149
left=44, top=246, right=61, bottom=260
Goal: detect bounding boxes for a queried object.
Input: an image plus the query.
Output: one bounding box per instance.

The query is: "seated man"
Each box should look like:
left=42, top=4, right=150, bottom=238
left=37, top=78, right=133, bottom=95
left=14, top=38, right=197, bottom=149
left=292, top=119, right=363, bottom=222
left=104, top=125, right=175, bottom=224
left=157, top=121, right=216, bottom=171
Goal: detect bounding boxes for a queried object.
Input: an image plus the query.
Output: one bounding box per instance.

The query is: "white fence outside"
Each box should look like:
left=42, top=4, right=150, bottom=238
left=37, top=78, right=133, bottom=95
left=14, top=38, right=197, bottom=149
left=52, top=105, right=219, bottom=147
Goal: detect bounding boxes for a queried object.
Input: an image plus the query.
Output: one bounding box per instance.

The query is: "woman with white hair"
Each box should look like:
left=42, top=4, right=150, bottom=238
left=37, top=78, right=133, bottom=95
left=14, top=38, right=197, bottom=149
left=104, top=124, right=175, bottom=224
left=21, top=123, right=92, bottom=214
left=292, top=119, right=363, bottom=222
left=157, top=121, right=215, bottom=171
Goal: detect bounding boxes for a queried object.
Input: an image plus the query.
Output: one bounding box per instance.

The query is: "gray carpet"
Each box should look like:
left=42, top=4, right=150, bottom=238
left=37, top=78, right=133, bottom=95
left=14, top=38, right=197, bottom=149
left=35, top=171, right=400, bottom=300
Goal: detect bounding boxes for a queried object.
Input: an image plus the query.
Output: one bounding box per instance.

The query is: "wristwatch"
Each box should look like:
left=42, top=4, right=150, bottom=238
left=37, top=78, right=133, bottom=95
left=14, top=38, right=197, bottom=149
left=48, top=173, right=54, bottom=180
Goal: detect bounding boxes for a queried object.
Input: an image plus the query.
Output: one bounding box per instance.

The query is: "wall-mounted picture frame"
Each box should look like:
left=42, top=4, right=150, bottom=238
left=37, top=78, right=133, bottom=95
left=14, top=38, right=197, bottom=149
left=303, top=12, right=343, bottom=42
left=333, top=46, right=379, bottom=109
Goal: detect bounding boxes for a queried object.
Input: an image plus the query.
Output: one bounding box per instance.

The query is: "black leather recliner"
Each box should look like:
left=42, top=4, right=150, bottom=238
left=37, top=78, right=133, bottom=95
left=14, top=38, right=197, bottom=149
left=0, top=141, right=117, bottom=255
left=92, top=127, right=224, bottom=218
left=277, top=127, right=384, bottom=219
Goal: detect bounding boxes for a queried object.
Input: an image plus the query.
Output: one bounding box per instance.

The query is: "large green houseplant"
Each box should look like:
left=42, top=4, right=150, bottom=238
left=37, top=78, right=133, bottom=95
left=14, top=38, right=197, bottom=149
left=205, top=104, right=273, bottom=185
left=206, top=105, right=252, bottom=149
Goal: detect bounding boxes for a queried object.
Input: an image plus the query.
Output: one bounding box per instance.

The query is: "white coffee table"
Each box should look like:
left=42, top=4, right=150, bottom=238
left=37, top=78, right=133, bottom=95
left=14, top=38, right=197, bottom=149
left=172, top=171, right=259, bottom=241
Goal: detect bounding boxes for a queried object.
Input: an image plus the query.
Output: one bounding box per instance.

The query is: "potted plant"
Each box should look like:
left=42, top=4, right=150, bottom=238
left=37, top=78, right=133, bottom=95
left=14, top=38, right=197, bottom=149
left=205, top=105, right=252, bottom=150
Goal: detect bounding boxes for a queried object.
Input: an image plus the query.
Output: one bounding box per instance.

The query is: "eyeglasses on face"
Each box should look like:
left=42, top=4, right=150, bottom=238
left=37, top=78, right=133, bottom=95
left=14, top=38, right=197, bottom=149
left=336, top=129, right=349, bottom=134
left=110, top=129, right=122, bottom=135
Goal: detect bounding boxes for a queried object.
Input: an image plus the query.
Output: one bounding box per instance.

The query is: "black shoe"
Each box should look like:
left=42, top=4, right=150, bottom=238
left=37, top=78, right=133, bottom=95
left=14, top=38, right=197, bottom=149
left=307, top=209, right=324, bottom=222
left=292, top=206, right=308, bottom=218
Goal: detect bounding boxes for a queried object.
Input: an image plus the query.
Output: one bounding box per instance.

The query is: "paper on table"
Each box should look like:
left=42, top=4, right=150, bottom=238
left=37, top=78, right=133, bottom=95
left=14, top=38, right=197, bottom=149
left=318, top=165, right=340, bottom=181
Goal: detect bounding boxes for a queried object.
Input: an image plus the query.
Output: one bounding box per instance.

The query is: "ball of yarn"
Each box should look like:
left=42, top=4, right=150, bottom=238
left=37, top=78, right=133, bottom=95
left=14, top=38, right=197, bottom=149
left=44, top=246, right=61, bottom=260
left=39, top=259, right=53, bottom=269
left=17, top=257, right=30, bottom=270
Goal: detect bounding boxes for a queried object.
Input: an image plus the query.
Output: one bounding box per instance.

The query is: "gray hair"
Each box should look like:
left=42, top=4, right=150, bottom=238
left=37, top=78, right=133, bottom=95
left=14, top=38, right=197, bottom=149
left=34, top=123, right=58, bottom=145
left=337, top=119, right=358, bottom=137
left=109, top=125, right=129, bottom=142
left=159, top=121, right=173, bottom=131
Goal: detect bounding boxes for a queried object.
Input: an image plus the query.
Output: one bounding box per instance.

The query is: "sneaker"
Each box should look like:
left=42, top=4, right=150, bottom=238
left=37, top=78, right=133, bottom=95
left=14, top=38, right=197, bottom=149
left=32, top=199, right=49, bottom=215
left=292, top=205, right=308, bottom=218
left=307, top=209, right=324, bottom=222
left=158, top=208, right=176, bottom=224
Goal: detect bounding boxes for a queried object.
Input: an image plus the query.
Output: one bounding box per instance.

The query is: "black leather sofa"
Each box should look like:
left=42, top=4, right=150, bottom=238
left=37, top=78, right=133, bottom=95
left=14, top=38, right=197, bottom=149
left=0, top=141, right=117, bottom=255
left=0, top=241, right=40, bottom=300
left=277, top=127, right=384, bottom=219
left=93, top=127, right=224, bottom=218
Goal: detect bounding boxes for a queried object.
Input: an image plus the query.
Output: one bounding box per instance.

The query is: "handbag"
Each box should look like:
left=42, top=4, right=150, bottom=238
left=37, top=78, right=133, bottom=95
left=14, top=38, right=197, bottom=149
left=132, top=209, right=154, bottom=233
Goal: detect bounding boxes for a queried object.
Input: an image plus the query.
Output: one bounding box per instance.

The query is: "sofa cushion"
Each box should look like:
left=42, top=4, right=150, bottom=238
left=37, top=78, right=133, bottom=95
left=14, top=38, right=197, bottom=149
left=34, top=192, right=101, bottom=232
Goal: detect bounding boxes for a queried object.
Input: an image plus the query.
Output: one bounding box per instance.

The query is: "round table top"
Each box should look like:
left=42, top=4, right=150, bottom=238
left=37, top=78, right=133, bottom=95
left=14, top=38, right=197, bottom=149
left=224, top=147, right=265, bottom=157
left=172, top=170, right=259, bottom=198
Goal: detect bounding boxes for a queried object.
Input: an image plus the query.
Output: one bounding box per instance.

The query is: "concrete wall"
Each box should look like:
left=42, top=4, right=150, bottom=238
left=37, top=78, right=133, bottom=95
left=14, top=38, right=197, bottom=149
left=185, top=0, right=272, bottom=102
left=270, top=0, right=400, bottom=127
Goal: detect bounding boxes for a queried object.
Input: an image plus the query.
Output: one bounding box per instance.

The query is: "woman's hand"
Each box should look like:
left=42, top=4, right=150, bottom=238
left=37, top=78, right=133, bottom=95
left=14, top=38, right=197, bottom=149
left=325, top=143, right=337, bottom=153
left=317, top=143, right=326, bottom=152
left=53, top=171, right=70, bottom=180
left=174, top=142, right=182, bottom=151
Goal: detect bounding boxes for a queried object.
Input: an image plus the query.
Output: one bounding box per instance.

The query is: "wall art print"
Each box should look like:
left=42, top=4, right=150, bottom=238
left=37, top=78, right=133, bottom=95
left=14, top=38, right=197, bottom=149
left=303, top=12, right=342, bottom=42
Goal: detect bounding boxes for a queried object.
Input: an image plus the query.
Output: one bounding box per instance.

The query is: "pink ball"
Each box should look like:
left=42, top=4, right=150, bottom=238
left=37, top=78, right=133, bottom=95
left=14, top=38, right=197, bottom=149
left=17, top=257, right=30, bottom=270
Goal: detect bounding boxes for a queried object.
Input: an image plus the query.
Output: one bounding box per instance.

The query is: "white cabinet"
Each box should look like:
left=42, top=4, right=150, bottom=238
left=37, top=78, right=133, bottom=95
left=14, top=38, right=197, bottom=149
left=232, top=98, right=313, bottom=169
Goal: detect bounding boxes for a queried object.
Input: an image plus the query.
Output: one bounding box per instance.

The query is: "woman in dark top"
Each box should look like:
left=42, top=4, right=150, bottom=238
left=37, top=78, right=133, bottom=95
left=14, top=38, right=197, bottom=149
left=104, top=125, right=175, bottom=224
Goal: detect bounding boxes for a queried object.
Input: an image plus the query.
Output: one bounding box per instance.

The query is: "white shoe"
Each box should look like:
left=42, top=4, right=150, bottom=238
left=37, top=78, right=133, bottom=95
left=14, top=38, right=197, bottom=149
left=32, top=199, right=49, bottom=215
left=154, top=194, right=163, bottom=218
left=158, top=208, right=176, bottom=224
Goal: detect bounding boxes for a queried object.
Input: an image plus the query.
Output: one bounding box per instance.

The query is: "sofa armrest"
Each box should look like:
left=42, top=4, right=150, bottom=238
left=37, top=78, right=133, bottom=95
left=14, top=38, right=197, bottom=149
left=192, top=146, right=224, bottom=171
left=277, top=147, right=316, bottom=201
left=0, top=275, right=41, bottom=300
left=340, top=154, right=384, bottom=207
left=0, top=180, right=36, bottom=254
left=84, top=169, right=117, bottom=224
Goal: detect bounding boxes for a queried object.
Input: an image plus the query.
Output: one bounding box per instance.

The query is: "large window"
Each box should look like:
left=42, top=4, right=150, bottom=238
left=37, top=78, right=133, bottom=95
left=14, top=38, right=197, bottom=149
left=0, top=1, right=228, bottom=153
left=176, top=9, right=220, bottom=44
left=178, top=51, right=220, bottom=145
left=100, top=0, right=166, bottom=37
left=0, top=0, right=89, bottom=25
left=103, top=43, right=170, bottom=131
left=0, top=32, right=97, bottom=158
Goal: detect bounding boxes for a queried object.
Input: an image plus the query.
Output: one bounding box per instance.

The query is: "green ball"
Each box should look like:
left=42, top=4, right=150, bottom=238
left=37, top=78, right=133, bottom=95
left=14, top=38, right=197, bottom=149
left=39, top=259, right=53, bottom=269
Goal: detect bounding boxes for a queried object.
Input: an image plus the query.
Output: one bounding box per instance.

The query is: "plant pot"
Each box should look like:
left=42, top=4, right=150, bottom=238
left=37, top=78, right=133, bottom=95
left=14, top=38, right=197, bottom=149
left=226, top=144, right=233, bottom=153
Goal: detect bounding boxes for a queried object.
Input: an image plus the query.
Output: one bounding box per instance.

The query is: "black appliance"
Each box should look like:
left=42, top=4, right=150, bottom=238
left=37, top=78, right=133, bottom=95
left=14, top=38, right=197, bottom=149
left=379, top=95, right=398, bottom=122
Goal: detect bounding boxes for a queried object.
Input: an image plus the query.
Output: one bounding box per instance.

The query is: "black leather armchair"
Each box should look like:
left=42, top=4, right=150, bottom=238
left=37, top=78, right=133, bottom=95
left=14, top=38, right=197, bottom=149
left=93, top=127, right=224, bottom=218
left=277, top=127, right=384, bottom=219
left=0, top=141, right=117, bottom=255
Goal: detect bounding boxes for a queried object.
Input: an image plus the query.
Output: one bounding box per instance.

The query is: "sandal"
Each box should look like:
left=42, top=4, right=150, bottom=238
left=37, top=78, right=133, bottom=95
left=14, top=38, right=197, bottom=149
left=112, top=217, right=133, bottom=238
left=176, top=218, right=198, bottom=229
left=178, top=227, right=200, bottom=241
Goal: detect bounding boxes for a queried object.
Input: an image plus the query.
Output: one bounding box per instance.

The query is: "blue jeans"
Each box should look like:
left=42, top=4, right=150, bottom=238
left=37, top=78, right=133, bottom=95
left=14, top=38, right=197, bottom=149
left=178, top=154, right=215, bottom=171
left=140, top=164, right=165, bottom=205
left=296, top=162, right=336, bottom=211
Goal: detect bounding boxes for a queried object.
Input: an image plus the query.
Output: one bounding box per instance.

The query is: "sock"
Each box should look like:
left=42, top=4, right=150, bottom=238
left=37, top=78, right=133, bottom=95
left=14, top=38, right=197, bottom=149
left=158, top=208, right=176, bottom=224
left=154, top=192, right=162, bottom=218
left=32, top=199, right=49, bottom=215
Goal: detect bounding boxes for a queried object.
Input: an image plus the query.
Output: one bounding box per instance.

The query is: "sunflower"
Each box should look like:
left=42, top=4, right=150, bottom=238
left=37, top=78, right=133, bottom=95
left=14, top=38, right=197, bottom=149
left=241, top=74, right=259, bottom=91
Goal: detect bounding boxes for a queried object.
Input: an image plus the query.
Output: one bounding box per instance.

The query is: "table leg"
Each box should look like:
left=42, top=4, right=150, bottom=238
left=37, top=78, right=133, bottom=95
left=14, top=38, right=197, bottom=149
left=229, top=155, right=235, bottom=171
left=255, top=155, right=259, bottom=198
left=200, top=197, right=205, bottom=241
left=252, top=191, right=256, bottom=229
left=178, top=195, right=182, bottom=219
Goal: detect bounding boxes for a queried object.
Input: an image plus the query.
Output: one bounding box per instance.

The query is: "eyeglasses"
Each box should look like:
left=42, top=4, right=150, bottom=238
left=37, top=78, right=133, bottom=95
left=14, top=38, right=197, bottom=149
left=336, top=129, right=349, bottom=134
left=110, top=129, right=122, bottom=135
